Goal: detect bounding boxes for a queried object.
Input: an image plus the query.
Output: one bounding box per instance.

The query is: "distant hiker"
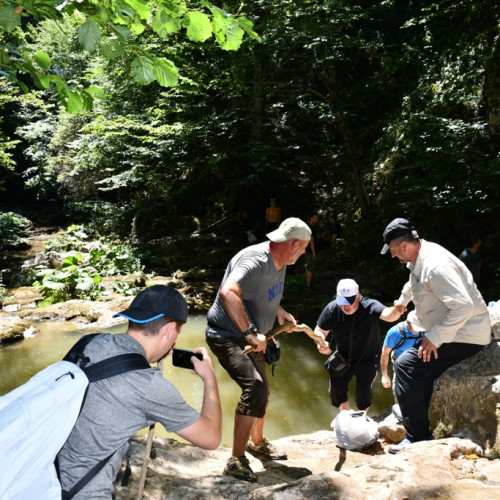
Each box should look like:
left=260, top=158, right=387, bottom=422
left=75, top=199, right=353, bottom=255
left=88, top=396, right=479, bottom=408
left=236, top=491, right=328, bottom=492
left=265, top=198, right=281, bottom=232
left=57, top=285, right=221, bottom=498
left=458, top=235, right=482, bottom=283
left=321, top=212, right=342, bottom=248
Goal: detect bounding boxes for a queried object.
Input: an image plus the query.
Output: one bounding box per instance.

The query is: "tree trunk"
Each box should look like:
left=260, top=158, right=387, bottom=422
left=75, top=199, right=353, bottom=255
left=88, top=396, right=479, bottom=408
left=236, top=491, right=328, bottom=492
left=484, top=34, right=500, bottom=151
left=323, top=73, right=372, bottom=216
left=251, top=52, right=265, bottom=141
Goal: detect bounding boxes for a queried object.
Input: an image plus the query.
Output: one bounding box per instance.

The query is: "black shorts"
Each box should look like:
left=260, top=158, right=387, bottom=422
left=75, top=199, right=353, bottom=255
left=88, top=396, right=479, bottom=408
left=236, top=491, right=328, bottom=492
left=327, top=356, right=379, bottom=411
left=206, top=335, right=270, bottom=418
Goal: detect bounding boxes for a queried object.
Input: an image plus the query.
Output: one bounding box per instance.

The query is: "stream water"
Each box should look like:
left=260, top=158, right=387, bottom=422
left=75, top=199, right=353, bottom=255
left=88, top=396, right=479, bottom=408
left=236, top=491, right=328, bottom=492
left=0, top=315, right=394, bottom=447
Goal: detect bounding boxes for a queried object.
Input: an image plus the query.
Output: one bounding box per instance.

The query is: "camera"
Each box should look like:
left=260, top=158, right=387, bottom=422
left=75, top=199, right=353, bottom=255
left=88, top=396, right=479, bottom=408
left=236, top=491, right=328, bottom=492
left=172, top=348, right=203, bottom=370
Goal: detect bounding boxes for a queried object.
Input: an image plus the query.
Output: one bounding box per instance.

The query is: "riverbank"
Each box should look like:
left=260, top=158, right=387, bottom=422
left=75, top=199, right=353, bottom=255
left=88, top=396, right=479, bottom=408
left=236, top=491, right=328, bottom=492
left=114, top=431, right=500, bottom=499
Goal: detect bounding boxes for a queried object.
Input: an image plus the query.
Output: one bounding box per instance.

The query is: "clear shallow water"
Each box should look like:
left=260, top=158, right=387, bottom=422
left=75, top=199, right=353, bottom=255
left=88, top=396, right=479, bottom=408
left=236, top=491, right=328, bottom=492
left=0, top=315, right=394, bottom=447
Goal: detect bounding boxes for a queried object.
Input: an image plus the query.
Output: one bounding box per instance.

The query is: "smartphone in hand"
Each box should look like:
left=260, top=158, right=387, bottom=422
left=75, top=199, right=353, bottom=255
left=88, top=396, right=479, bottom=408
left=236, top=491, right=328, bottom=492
left=172, top=348, right=203, bottom=370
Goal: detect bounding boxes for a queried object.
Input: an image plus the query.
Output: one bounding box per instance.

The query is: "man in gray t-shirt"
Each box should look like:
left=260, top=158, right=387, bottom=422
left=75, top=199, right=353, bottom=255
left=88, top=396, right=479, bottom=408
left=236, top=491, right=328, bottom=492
left=206, top=218, right=311, bottom=483
left=57, top=285, right=221, bottom=499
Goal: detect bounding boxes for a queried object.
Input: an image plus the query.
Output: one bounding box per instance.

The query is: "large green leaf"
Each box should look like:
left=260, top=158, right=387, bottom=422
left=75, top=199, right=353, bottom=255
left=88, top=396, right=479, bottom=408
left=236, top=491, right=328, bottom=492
left=0, top=5, right=21, bottom=32
left=183, top=11, right=212, bottom=43
left=152, top=8, right=181, bottom=38
left=60, top=87, right=85, bottom=114
left=100, top=42, right=125, bottom=60
left=211, top=11, right=244, bottom=51
left=108, top=22, right=131, bottom=43
left=154, top=57, right=178, bottom=87
left=131, top=55, right=155, bottom=85
left=78, top=19, right=101, bottom=52
left=34, top=50, right=51, bottom=70
left=124, top=0, right=150, bottom=21
left=76, top=276, right=95, bottom=290
left=32, top=71, right=51, bottom=89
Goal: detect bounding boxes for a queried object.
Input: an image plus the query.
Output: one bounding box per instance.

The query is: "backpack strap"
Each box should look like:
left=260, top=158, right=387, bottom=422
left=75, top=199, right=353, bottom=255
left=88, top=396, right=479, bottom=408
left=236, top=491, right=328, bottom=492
left=84, top=353, right=150, bottom=382
left=62, top=333, right=98, bottom=367
left=392, top=322, right=423, bottom=353
left=59, top=334, right=150, bottom=499
left=392, top=323, right=407, bottom=352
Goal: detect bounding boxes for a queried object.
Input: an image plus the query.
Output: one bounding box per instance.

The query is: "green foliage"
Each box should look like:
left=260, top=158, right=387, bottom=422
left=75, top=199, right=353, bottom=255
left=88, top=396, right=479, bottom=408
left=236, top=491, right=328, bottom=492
left=0, top=0, right=260, bottom=112
left=33, top=224, right=145, bottom=304
left=0, top=211, right=31, bottom=240
left=33, top=253, right=105, bottom=305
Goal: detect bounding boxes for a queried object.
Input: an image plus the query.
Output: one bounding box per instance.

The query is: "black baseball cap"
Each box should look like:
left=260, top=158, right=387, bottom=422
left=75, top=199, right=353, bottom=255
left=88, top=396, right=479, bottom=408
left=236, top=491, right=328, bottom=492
left=380, top=218, right=418, bottom=255
left=113, top=285, right=188, bottom=323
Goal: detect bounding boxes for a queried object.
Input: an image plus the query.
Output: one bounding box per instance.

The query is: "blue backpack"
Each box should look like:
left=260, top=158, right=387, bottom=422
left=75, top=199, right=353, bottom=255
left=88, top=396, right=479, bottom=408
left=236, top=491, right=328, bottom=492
left=0, top=334, right=149, bottom=500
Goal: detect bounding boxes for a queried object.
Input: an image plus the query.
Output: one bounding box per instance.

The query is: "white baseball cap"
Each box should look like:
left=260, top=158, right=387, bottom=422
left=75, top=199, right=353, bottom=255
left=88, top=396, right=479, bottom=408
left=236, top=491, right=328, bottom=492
left=407, top=310, right=424, bottom=332
left=267, top=217, right=311, bottom=242
left=336, top=278, right=359, bottom=305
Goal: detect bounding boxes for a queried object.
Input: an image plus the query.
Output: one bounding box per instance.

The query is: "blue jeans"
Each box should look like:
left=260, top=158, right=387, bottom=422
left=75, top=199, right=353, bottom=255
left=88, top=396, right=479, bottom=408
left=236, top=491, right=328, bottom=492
left=394, top=342, right=483, bottom=442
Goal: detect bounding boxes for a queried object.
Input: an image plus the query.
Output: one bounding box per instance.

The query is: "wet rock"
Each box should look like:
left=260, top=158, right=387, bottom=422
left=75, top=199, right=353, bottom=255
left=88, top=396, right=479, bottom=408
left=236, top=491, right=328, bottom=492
left=430, top=337, right=500, bottom=450
left=1, top=287, right=43, bottom=309
left=0, top=317, right=39, bottom=344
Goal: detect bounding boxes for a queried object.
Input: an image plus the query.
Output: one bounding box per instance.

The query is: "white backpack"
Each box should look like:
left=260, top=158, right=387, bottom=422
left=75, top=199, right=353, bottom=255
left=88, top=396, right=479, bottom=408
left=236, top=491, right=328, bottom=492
left=333, top=410, right=379, bottom=450
left=0, top=334, right=149, bottom=500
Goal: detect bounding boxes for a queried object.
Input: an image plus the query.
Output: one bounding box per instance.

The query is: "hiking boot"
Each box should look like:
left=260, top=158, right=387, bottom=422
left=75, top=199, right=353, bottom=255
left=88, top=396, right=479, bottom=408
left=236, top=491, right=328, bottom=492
left=246, top=437, right=288, bottom=460
left=223, top=455, right=257, bottom=482
left=388, top=437, right=412, bottom=454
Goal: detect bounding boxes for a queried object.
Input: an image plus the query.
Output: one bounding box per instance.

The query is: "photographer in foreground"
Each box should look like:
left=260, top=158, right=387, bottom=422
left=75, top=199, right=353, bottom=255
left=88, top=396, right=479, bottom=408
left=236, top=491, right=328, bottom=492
left=57, top=285, right=221, bottom=499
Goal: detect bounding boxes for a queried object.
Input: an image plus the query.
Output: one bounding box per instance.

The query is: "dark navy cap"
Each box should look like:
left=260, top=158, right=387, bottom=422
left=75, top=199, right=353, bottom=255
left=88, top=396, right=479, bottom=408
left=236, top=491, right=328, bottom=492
left=113, top=285, right=188, bottom=323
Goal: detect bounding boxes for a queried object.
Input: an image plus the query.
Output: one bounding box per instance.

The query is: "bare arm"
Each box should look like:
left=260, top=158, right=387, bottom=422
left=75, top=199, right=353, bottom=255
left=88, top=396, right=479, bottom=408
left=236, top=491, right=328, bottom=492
left=219, top=276, right=266, bottom=352
left=310, top=235, right=316, bottom=258
left=380, top=345, right=392, bottom=388
left=380, top=306, right=402, bottom=323
left=176, top=348, right=222, bottom=449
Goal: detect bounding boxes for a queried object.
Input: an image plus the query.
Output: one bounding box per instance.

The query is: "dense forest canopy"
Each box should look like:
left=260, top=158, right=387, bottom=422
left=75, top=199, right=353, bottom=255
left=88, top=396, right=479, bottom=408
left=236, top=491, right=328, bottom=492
left=1, top=0, right=499, bottom=298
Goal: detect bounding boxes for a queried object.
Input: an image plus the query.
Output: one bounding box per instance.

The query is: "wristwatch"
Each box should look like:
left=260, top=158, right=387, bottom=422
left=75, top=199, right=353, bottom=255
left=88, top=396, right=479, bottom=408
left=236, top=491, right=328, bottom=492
left=243, top=323, right=258, bottom=336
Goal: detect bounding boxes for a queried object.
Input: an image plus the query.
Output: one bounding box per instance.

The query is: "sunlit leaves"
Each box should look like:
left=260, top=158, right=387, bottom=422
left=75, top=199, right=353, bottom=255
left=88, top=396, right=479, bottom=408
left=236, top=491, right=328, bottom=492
left=100, top=42, right=125, bottom=60
left=34, top=50, right=51, bottom=70
left=125, top=0, right=151, bottom=21
left=154, top=57, right=178, bottom=87
left=211, top=10, right=245, bottom=51
left=131, top=55, right=156, bottom=85
left=152, top=8, right=181, bottom=37
left=0, top=4, right=21, bottom=32
left=183, top=11, right=212, bottom=42
left=78, top=19, right=101, bottom=52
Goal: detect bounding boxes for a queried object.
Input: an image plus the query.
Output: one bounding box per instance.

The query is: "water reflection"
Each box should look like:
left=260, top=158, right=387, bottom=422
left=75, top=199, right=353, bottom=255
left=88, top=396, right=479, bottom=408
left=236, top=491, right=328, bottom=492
left=0, top=315, right=394, bottom=447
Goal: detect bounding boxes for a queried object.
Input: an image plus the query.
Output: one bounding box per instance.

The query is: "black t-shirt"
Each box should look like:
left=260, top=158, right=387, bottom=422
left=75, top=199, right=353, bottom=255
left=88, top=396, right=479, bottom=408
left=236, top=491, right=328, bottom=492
left=317, top=296, right=386, bottom=360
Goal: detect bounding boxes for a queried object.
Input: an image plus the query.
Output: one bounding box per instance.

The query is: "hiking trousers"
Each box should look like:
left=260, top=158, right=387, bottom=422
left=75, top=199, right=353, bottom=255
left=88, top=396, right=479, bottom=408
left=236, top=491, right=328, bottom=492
left=394, top=342, right=484, bottom=442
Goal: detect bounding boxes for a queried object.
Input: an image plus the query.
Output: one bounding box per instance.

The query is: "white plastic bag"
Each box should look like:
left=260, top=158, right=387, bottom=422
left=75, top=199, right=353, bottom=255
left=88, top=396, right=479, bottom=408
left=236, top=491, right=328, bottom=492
left=333, top=410, right=379, bottom=450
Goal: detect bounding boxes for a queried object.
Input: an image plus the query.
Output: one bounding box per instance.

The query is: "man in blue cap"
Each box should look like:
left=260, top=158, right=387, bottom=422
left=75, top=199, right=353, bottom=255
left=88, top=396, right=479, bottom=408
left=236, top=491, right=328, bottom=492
left=57, top=285, right=222, bottom=499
